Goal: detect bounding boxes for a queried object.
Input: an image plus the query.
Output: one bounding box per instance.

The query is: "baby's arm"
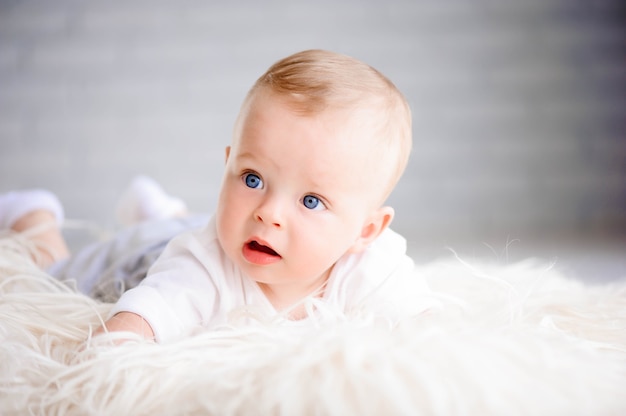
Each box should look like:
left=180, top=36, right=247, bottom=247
left=96, top=312, right=155, bottom=341
left=95, top=221, right=219, bottom=343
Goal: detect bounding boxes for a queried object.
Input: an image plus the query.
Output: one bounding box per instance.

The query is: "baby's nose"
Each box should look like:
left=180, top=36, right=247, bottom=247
left=254, top=197, right=284, bottom=229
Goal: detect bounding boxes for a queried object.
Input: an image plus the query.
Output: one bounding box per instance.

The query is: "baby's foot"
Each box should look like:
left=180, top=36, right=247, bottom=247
left=0, top=189, right=64, bottom=229
left=115, top=175, right=188, bottom=226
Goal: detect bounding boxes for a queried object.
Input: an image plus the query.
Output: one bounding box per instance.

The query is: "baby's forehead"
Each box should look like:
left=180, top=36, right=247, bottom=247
left=247, top=85, right=382, bottom=121
left=236, top=85, right=407, bottom=205
left=239, top=89, right=396, bottom=162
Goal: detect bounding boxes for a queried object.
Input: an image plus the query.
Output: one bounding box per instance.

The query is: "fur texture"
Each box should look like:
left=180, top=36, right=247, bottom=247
left=1, top=239, right=625, bottom=415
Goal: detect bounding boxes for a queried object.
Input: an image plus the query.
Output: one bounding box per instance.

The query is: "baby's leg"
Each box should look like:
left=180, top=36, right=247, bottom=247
left=115, top=175, right=188, bottom=226
left=0, top=190, right=69, bottom=269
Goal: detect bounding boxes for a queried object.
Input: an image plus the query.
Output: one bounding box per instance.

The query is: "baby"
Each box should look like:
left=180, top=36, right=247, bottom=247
left=2, top=50, right=431, bottom=342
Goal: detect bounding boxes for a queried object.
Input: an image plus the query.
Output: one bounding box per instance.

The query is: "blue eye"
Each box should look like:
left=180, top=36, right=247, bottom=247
left=244, top=173, right=263, bottom=189
left=303, top=195, right=325, bottom=210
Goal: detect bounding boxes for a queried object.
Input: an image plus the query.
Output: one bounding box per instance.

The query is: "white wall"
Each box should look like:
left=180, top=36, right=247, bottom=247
left=1, top=0, right=624, bottom=251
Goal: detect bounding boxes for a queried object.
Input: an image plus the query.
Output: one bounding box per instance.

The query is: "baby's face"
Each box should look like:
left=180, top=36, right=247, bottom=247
left=216, top=92, right=389, bottom=305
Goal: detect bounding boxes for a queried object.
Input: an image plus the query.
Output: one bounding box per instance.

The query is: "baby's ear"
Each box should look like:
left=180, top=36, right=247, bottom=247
left=348, top=206, right=394, bottom=253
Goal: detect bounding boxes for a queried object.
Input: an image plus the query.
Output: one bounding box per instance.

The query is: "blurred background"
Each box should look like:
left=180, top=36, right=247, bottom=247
left=0, top=0, right=624, bottom=280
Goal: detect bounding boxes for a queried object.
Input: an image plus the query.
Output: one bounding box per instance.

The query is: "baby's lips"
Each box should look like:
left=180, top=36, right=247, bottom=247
left=245, top=237, right=281, bottom=258
left=242, top=239, right=282, bottom=265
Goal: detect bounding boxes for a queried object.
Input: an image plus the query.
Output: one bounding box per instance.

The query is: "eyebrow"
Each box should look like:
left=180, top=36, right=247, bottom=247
left=235, top=151, right=255, bottom=161
left=235, top=150, right=280, bottom=170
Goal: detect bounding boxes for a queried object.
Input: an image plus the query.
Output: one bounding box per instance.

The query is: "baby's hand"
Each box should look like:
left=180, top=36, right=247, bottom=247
left=95, top=312, right=155, bottom=343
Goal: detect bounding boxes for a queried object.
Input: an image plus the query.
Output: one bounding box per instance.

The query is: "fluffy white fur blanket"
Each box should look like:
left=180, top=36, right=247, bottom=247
left=0, top=240, right=625, bottom=415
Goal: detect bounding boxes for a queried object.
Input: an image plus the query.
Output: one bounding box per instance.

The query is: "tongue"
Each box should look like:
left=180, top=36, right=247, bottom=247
left=250, top=241, right=279, bottom=256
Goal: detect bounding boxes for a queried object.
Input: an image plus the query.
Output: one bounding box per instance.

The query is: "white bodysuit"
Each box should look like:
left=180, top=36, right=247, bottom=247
left=110, top=216, right=431, bottom=342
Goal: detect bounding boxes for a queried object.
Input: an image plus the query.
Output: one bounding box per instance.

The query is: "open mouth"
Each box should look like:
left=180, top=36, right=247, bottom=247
left=243, top=239, right=282, bottom=265
left=247, top=240, right=280, bottom=257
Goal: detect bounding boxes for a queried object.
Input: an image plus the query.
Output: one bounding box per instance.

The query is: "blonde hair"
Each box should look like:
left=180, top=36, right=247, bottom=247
left=241, top=49, right=412, bottom=201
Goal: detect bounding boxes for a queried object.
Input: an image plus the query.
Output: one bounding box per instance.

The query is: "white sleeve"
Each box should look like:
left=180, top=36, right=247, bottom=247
left=362, top=254, right=435, bottom=318
left=334, top=228, right=435, bottom=320
left=109, top=228, right=223, bottom=343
